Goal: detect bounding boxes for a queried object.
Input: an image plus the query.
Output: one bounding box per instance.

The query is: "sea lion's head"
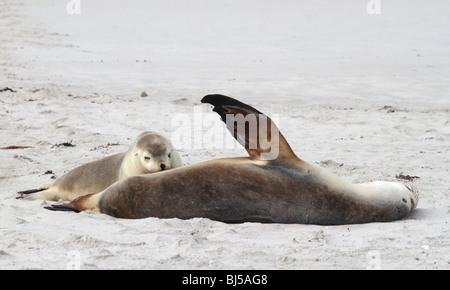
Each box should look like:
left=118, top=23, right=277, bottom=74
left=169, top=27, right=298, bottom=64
left=135, top=132, right=175, bottom=173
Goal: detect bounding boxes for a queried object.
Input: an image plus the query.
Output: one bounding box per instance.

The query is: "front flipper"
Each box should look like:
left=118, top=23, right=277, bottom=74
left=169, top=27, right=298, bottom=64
left=201, top=94, right=299, bottom=162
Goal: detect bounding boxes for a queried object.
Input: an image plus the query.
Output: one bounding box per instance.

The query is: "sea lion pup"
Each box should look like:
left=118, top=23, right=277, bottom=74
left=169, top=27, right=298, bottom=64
left=46, top=95, right=418, bottom=225
left=18, top=131, right=182, bottom=201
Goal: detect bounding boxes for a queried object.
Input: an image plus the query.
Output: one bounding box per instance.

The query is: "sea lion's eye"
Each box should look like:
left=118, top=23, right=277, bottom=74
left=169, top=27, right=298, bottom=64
left=168, top=153, right=171, bottom=158
left=144, top=156, right=151, bottom=160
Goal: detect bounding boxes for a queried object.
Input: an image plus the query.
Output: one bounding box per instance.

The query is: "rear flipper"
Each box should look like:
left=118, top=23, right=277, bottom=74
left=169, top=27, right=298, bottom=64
left=44, top=204, right=80, bottom=213
left=17, top=188, right=59, bottom=201
left=44, top=193, right=100, bottom=213
left=17, top=188, right=45, bottom=197
left=17, top=183, right=53, bottom=199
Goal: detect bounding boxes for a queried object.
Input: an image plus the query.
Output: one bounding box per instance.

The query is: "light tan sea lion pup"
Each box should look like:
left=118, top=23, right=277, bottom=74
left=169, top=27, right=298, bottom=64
left=46, top=95, right=418, bottom=225
left=18, top=131, right=182, bottom=201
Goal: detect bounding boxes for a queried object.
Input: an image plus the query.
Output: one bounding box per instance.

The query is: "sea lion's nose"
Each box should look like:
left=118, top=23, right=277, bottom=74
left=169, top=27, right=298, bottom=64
left=160, top=163, right=166, bottom=170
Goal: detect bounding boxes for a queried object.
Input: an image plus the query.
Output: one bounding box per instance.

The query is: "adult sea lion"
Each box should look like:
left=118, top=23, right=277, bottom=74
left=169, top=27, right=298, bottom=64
left=46, top=95, right=418, bottom=225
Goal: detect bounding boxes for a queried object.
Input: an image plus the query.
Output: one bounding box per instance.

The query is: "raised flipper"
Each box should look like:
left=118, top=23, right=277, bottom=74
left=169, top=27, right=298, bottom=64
left=201, top=94, right=299, bottom=162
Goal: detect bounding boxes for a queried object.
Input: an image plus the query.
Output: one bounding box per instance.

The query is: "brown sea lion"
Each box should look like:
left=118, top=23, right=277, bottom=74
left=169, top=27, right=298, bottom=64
left=45, top=95, right=418, bottom=225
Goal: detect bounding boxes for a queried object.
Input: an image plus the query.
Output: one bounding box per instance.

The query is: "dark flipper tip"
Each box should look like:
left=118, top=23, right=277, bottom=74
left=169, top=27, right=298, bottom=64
left=201, top=94, right=263, bottom=118
left=44, top=205, right=80, bottom=213
left=17, top=189, right=45, bottom=195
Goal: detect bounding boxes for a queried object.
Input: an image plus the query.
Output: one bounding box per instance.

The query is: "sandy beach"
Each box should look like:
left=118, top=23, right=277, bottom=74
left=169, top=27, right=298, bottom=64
left=1, top=0, right=449, bottom=269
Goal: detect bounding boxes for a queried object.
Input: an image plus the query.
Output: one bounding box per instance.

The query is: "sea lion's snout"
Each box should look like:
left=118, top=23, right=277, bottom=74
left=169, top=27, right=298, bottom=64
left=404, top=184, right=419, bottom=211
left=160, top=163, right=166, bottom=170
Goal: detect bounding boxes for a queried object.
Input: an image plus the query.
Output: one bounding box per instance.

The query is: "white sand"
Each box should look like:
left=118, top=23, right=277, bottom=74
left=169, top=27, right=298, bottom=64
left=1, top=0, right=449, bottom=269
